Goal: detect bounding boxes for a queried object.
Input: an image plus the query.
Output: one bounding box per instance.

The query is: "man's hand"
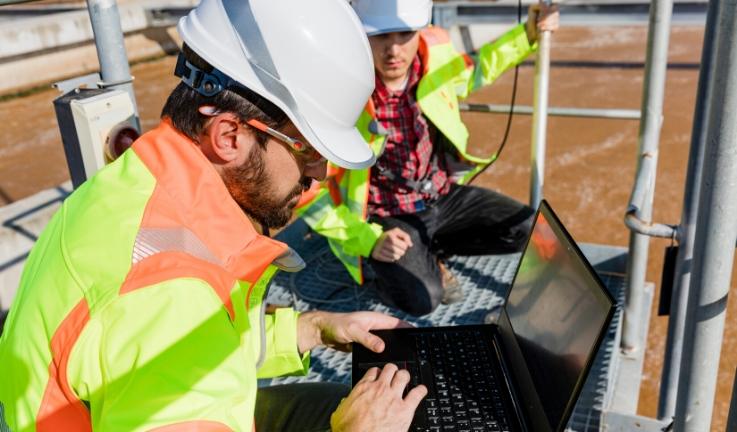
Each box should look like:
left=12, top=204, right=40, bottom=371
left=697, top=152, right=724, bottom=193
left=525, top=3, right=560, bottom=44
left=297, top=311, right=412, bottom=354
left=330, top=364, right=427, bottom=432
left=371, top=227, right=414, bottom=263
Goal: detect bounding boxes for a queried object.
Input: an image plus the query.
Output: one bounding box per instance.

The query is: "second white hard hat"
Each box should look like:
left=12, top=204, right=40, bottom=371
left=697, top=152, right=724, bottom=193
left=351, top=0, right=433, bottom=36
left=178, top=0, right=376, bottom=169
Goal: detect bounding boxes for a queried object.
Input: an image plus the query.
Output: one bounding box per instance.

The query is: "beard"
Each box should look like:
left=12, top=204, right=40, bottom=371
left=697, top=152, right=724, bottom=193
left=222, top=146, right=312, bottom=229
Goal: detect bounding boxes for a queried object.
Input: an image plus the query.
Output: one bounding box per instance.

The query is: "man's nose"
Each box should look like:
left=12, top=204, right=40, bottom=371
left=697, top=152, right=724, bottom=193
left=385, top=35, right=404, bottom=53
left=386, top=41, right=401, bottom=56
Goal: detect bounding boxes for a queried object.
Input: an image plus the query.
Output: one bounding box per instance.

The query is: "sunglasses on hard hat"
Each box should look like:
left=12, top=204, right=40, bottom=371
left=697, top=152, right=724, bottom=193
left=245, top=119, right=325, bottom=166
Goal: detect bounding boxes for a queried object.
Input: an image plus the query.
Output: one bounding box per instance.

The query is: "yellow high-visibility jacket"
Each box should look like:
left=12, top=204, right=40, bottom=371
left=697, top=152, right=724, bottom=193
left=0, top=120, right=308, bottom=431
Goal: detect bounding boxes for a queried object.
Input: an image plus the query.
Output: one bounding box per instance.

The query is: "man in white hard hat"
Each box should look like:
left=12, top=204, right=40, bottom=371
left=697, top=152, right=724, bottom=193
left=298, top=0, right=559, bottom=316
left=0, top=0, right=426, bottom=430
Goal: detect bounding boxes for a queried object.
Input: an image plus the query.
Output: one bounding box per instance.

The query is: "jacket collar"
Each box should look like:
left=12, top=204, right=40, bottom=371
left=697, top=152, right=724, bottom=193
left=132, top=119, right=293, bottom=277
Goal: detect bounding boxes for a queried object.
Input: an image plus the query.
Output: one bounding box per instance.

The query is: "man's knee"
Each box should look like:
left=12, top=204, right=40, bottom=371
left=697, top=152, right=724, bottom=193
left=392, top=278, right=443, bottom=316
left=508, top=209, right=536, bottom=251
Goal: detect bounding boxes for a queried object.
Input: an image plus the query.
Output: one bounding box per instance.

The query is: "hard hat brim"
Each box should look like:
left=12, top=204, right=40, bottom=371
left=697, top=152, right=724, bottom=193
left=362, top=16, right=430, bottom=36
left=294, top=108, right=377, bottom=170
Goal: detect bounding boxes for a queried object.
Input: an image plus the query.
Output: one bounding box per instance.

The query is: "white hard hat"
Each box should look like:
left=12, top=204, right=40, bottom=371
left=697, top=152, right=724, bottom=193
left=177, top=0, right=376, bottom=169
left=351, top=0, right=433, bottom=36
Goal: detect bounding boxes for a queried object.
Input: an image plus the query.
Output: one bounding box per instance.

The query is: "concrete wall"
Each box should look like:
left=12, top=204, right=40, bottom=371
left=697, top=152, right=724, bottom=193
left=0, top=182, right=71, bottom=311
left=0, top=0, right=195, bottom=95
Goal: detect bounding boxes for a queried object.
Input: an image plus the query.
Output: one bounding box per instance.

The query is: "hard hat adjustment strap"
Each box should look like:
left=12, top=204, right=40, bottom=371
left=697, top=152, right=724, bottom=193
left=175, top=52, right=227, bottom=97
left=174, top=52, right=284, bottom=121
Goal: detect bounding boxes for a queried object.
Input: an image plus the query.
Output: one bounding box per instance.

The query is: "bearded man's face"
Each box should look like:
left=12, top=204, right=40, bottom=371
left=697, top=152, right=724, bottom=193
left=222, top=144, right=312, bottom=229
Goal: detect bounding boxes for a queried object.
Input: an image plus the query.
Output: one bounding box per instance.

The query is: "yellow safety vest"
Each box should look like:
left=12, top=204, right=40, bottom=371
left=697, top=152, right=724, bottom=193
left=297, top=24, right=535, bottom=284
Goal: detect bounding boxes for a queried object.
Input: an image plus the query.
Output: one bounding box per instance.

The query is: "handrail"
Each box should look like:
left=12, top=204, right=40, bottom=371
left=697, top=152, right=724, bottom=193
left=621, top=0, right=674, bottom=354
left=529, top=0, right=553, bottom=208
left=460, top=103, right=641, bottom=120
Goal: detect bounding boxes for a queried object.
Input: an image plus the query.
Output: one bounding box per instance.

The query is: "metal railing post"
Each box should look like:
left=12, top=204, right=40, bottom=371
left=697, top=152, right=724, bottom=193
left=674, top=2, right=737, bottom=429
left=85, top=0, right=140, bottom=131
left=657, top=0, right=719, bottom=420
left=529, top=0, right=552, bottom=208
left=621, top=0, right=673, bottom=352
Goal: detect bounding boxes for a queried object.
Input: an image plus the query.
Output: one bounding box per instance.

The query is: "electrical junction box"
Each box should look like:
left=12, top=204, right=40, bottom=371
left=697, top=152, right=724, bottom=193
left=53, top=88, right=137, bottom=189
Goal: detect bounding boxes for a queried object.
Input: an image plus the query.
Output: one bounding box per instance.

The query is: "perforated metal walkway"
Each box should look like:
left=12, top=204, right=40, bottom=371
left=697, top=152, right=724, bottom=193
left=263, top=220, right=626, bottom=432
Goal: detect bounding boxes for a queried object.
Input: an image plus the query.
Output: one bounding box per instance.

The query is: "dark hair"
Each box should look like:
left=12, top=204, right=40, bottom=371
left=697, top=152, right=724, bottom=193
left=161, top=44, right=288, bottom=144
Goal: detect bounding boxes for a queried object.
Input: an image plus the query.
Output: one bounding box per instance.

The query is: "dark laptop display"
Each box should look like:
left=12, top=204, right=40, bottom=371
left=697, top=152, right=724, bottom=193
left=352, top=201, right=614, bottom=432
left=504, top=208, right=615, bottom=430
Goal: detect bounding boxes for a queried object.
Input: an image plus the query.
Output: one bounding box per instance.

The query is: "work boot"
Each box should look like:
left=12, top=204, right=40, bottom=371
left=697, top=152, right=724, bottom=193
left=439, top=260, right=463, bottom=304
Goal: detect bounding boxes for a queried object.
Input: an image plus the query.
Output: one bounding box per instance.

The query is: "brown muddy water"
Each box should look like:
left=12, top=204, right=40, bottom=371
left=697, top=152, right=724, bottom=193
left=0, top=25, right=735, bottom=429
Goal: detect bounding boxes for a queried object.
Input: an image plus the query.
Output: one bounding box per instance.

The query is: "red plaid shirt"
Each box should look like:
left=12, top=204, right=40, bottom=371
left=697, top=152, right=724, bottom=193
left=367, top=55, right=451, bottom=218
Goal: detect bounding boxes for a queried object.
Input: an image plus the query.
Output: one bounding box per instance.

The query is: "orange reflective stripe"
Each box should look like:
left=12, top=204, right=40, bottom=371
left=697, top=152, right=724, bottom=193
left=228, top=236, right=288, bottom=310
left=121, top=251, right=237, bottom=320
left=149, top=420, right=233, bottom=431
left=37, top=300, right=92, bottom=432
left=297, top=165, right=346, bottom=208
left=327, top=177, right=342, bottom=206
left=364, top=99, right=376, bottom=118
left=418, top=27, right=452, bottom=75
left=462, top=52, right=474, bottom=68
left=421, top=26, right=452, bottom=46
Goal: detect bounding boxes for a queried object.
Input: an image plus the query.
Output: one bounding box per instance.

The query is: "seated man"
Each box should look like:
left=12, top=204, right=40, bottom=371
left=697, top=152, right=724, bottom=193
left=298, top=0, right=559, bottom=316
left=0, top=1, right=426, bottom=431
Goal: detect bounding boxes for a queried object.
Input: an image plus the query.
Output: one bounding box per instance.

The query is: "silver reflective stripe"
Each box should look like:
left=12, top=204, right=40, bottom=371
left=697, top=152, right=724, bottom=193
left=221, top=0, right=280, bottom=79
left=255, top=300, right=268, bottom=369
left=0, top=401, right=10, bottom=432
left=132, top=227, right=222, bottom=266
left=272, top=247, right=306, bottom=273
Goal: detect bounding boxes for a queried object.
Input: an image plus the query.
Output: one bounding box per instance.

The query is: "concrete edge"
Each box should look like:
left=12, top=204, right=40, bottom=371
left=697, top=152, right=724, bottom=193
left=0, top=0, right=196, bottom=58
left=0, top=26, right=183, bottom=95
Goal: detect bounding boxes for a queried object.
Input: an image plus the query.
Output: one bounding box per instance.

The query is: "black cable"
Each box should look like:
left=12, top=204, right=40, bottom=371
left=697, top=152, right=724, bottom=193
left=467, top=0, right=524, bottom=185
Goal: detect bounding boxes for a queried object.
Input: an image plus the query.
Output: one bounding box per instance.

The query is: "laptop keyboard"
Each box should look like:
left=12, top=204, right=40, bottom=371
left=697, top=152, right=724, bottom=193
left=411, top=330, right=513, bottom=432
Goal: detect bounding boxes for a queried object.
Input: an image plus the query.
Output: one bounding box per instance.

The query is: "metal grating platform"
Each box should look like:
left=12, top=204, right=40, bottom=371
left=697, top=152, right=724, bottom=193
left=263, top=221, right=625, bottom=431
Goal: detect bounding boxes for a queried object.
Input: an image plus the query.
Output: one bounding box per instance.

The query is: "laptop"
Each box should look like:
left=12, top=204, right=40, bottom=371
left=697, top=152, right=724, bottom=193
left=352, top=200, right=615, bottom=432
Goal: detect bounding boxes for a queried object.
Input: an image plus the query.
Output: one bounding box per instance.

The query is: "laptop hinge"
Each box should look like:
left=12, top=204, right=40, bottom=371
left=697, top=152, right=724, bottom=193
left=492, top=331, right=531, bottom=432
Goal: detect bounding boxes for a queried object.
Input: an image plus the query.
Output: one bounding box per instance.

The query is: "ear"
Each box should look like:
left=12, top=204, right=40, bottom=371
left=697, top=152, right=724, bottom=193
left=205, top=112, right=250, bottom=164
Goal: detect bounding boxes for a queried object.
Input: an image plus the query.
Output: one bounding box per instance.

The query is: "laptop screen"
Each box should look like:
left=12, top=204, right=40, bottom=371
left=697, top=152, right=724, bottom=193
left=505, top=202, right=613, bottom=430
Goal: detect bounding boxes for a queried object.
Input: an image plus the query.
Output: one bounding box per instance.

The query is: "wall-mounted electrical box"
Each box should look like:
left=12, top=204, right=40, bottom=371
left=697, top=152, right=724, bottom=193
left=53, top=88, right=138, bottom=189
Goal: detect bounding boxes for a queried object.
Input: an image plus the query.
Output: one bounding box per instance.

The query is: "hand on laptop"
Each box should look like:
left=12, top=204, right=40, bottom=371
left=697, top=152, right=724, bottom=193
left=331, top=363, right=427, bottom=432
left=297, top=310, right=413, bottom=354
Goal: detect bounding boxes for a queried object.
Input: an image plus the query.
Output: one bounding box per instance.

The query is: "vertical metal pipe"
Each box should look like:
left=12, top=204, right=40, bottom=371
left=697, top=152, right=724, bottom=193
left=621, top=0, right=673, bottom=351
left=657, top=0, right=719, bottom=420
left=85, top=0, right=140, bottom=131
left=529, top=0, right=552, bottom=208
left=674, top=2, right=737, bottom=429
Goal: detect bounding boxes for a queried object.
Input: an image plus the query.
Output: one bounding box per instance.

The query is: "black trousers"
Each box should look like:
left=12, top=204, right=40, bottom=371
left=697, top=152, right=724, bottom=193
left=255, top=382, right=349, bottom=432
left=368, top=184, right=534, bottom=316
